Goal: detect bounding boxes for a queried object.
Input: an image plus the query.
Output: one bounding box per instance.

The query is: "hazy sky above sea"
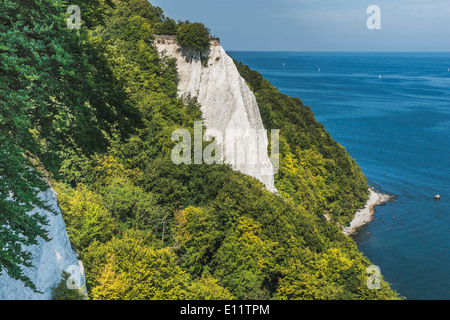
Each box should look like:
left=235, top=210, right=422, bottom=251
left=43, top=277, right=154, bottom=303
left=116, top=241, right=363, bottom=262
left=149, top=0, right=450, bottom=51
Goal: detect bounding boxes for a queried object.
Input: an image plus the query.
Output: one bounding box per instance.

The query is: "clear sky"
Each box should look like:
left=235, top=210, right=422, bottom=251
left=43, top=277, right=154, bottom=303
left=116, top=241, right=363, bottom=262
left=149, top=0, right=450, bottom=52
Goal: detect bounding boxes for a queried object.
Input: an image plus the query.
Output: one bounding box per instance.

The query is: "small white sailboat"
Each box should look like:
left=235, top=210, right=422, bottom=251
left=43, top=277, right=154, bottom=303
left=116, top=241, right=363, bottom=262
left=379, top=74, right=382, bottom=79
left=283, top=62, right=285, bottom=67
left=318, top=68, right=320, bottom=72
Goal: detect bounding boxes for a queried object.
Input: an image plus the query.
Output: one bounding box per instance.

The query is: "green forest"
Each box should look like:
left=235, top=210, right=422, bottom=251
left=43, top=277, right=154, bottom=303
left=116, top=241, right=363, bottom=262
left=0, top=0, right=401, bottom=300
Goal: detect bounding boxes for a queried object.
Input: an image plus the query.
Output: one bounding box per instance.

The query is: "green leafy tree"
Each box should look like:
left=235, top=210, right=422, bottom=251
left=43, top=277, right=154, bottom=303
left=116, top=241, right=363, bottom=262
left=0, top=0, right=134, bottom=290
left=174, top=206, right=222, bottom=276
left=188, top=275, right=234, bottom=300
left=277, top=259, right=344, bottom=300
left=51, top=271, right=88, bottom=300
left=155, top=18, right=178, bottom=35
left=84, top=231, right=193, bottom=300
left=176, top=21, right=211, bottom=52
left=212, top=217, right=278, bottom=300
left=90, top=256, right=130, bottom=300
left=54, top=182, right=118, bottom=255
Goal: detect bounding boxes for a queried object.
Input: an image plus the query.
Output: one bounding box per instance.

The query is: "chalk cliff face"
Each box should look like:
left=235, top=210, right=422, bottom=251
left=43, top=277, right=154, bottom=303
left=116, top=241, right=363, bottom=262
left=0, top=186, right=86, bottom=300
left=156, top=39, right=277, bottom=193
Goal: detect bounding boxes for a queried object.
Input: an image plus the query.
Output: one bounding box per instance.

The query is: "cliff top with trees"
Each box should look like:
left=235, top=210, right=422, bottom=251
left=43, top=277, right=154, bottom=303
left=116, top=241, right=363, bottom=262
left=1, top=0, right=400, bottom=300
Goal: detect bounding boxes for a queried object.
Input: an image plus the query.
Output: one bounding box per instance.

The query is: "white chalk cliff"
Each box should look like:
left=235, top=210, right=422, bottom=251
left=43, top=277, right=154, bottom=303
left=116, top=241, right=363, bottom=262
left=0, top=186, right=86, bottom=300
left=156, top=38, right=277, bottom=192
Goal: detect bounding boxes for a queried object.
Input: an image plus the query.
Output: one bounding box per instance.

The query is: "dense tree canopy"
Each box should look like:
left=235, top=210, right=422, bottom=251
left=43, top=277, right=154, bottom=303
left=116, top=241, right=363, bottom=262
left=0, top=0, right=133, bottom=290
left=1, top=0, right=400, bottom=300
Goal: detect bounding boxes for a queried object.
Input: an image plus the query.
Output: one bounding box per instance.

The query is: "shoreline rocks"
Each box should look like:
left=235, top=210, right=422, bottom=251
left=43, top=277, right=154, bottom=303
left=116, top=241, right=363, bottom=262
left=343, top=188, right=392, bottom=236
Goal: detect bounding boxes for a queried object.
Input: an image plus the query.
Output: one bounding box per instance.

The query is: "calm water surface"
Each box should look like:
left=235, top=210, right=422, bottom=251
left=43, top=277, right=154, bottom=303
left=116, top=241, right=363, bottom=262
left=229, top=51, right=450, bottom=300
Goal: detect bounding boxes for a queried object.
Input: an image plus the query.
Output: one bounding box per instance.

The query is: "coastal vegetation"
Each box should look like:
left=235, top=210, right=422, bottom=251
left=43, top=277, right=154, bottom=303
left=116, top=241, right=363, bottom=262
left=1, top=0, right=400, bottom=300
left=176, top=21, right=211, bottom=52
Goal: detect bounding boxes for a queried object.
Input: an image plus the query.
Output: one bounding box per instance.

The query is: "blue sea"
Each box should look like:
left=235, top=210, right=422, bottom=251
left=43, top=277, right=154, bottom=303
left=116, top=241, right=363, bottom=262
left=229, top=51, right=450, bottom=300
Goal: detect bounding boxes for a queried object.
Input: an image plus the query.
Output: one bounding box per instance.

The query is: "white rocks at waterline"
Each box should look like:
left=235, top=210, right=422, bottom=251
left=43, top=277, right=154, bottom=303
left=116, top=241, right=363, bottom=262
left=343, top=189, right=391, bottom=236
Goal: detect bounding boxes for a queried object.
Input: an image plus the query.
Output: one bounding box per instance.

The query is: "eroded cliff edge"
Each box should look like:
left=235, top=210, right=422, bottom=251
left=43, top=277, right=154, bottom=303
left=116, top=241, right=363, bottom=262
left=156, top=38, right=277, bottom=193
